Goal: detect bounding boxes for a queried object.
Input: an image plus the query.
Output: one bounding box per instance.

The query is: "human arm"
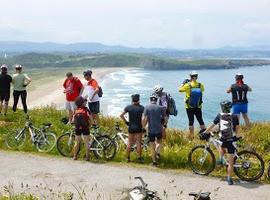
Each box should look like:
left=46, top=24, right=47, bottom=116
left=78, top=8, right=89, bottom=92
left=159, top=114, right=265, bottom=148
left=89, top=79, right=100, bottom=101
left=226, top=86, right=232, bottom=93
left=142, top=115, right=148, bottom=129
left=248, top=85, right=252, bottom=92
left=23, top=74, right=31, bottom=86
left=179, top=83, right=189, bottom=93
left=120, top=109, right=129, bottom=126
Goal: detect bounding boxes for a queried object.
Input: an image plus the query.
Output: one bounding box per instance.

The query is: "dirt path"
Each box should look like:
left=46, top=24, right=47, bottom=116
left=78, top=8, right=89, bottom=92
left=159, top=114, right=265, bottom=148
left=0, top=151, right=269, bottom=200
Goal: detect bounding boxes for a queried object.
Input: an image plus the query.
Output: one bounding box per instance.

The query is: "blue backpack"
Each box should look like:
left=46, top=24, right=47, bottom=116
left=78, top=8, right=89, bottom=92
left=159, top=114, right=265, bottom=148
left=187, top=83, right=203, bottom=108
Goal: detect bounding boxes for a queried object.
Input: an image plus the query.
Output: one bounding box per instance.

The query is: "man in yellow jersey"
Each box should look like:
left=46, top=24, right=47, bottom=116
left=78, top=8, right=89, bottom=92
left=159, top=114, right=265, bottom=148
left=179, top=71, right=206, bottom=139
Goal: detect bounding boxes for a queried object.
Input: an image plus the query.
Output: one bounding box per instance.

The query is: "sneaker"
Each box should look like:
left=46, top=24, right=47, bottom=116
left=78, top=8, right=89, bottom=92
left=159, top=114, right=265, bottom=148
left=137, top=157, right=144, bottom=163
left=85, top=157, right=90, bottom=161
left=151, top=161, right=158, bottom=167
left=127, top=157, right=131, bottom=163
left=156, top=153, right=161, bottom=161
left=227, top=177, right=234, bottom=185
left=216, top=158, right=226, bottom=166
left=73, top=156, right=78, bottom=160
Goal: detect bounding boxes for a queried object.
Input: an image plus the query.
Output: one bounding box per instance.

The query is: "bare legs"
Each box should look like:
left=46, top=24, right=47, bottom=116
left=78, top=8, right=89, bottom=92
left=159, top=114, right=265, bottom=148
left=127, top=133, right=142, bottom=161
left=73, top=135, right=90, bottom=161
left=150, top=139, right=162, bottom=164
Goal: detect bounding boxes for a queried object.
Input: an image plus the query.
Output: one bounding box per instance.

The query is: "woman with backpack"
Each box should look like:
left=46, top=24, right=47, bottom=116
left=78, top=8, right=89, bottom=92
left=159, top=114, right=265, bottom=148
left=179, top=71, right=206, bottom=139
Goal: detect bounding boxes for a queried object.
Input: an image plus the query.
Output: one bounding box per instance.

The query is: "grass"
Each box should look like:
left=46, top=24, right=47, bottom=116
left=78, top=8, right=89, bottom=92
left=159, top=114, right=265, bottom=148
left=0, top=107, right=270, bottom=183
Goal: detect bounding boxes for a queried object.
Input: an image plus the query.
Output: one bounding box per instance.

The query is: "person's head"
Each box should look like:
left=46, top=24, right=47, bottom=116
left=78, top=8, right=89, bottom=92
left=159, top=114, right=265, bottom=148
left=75, top=96, right=87, bottom=107
left=149, top=93, right=158, bottom=104
left=153, top=84, right=163, bottom=96
left=66, top=72, right=73, bottom=80
left=83, top=70, right=92, bottom=81
left=235, top=72, right=244, bottom=81
left=15, top=64, right=22, bottom=73
left=220, top=100, right=232, bottom=113
left=1, top=64, right=8, bottom=74
left=131, top=94, right=140, bottom=104
left=190, top=71, right=198, bottom=81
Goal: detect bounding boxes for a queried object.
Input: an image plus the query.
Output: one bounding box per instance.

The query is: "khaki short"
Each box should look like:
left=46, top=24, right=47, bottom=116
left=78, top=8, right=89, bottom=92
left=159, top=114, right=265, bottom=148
left=65, top=101, right=77, bottom=111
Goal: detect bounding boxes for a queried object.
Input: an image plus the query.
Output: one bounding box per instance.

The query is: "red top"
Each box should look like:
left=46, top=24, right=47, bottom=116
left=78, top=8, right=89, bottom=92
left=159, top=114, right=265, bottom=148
left=88, top=79, right=99, bottom=89
left=63, top=77, right=83, bottom=101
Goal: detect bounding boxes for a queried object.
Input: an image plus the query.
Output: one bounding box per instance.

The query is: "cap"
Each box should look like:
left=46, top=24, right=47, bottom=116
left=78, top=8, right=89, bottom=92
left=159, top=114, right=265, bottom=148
left=83, top=70, right=92, bottom=77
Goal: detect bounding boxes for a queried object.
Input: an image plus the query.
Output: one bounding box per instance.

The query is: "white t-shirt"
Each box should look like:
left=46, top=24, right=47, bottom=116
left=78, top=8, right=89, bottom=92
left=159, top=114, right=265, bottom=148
left=85, top=79, right=99, bottom=103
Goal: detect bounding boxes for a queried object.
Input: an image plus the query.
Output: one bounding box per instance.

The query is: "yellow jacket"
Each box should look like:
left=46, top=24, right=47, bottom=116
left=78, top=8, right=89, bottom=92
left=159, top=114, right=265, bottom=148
left=179, top=80, right=204, bottom=108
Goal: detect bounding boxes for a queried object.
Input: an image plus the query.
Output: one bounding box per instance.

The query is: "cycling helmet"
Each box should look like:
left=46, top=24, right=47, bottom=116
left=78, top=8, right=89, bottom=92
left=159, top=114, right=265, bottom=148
left=190, top=71, right=198, bottom=77
left=75, top=96, right=87, bottom=107
left=83, top=70, right=92, bottom=77
left=149, top=93, right=158, bottom=102
left=235, top=72, right=244, bottom=80
left=1, top=64, right=8, bottom=71
left=220, top=100, right=232, bottom=113
left=153, top=85, right=163, bottom=93
left=15, top=64, right=22, bottom=70
left=131, top=94, right=140, bottom=102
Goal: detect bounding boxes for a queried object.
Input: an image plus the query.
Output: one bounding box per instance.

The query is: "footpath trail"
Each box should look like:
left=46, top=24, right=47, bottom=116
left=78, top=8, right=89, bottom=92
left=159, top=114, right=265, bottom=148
left=0, top=151, right=269, bottom=200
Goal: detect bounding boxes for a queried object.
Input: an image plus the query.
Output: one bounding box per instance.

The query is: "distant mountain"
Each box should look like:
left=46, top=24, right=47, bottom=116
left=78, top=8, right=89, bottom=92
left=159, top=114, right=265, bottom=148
left=1, top=41, right=270, bottom=59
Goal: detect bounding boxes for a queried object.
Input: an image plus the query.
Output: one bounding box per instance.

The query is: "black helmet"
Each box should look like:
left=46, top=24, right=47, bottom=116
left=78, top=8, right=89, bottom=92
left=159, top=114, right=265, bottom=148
left=220, top=100, right=232, bottom=113
left=149, top=93, right=158, bottom=102
left=131, top=94, right=140, bottom=102
left=83, top=70, right=92, bottom=77
left=75, top=96, right=87, bottom=107
left=235, top=73, right=244, bottom=80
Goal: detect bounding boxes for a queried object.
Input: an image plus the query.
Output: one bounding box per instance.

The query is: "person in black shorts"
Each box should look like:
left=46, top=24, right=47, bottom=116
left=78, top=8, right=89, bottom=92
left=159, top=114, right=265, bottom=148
left=0, top=64, right=12, bottom=116
left=120, top=94, right=144, bottom=163
left=142, top=94, right=165, bottom=166
left=72, top=96, right=93, bottom=161
left=203, top=100, right=239, bottom=185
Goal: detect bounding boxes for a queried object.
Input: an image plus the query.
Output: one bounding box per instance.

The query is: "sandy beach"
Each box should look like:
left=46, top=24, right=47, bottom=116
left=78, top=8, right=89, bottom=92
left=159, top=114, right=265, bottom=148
left=25, top=67, right=121, bottom=109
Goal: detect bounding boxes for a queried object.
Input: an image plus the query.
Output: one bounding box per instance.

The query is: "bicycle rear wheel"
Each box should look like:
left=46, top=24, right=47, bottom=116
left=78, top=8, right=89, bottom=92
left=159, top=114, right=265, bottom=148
left=36, top=132, right=57, bottom=152
left=234, top=150, right=264, bottom=182
left=5, top=129, right=26, bottom=149
left=56, top=132, right=75, bottom=157
left=92, top=135, right=117, bottom=160
left=188, top=145, right=216, bottom=175
left=267, top=165, right=270, bottom=180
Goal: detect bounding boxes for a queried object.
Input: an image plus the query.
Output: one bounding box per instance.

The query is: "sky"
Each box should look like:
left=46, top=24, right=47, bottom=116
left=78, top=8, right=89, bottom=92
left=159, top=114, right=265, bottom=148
left=0, top=0, right=270, bottom=49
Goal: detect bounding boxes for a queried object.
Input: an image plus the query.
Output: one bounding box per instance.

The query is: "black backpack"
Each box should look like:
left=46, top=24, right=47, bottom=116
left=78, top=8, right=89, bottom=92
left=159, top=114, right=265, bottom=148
left=166, top=94, right=178, bottom=116
left=74, top=108, right=89, bottom=130
left=98, top=86, right=103, bottom=97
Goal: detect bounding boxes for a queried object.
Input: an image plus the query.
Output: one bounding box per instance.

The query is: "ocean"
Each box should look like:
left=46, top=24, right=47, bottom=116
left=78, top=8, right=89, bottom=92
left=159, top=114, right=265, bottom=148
left=100, top=65, right=270, bottom=129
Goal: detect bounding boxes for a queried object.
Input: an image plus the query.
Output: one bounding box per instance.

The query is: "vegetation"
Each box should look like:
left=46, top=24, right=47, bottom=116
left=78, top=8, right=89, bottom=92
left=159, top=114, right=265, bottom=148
left=0, top=107, right=269, bottom=182
left=1, top=53, right=270, bottom=70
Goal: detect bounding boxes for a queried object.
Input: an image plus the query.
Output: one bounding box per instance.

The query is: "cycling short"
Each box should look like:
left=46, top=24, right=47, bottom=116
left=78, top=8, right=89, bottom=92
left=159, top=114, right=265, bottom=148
left=232, top=103, right=248, bottom=114
left=88, top=101, right=100, bottom=114
left=148, top=133, right=162, bottom=142
left=221, top=141, right=236, bottom=154
left=0, top=92, right=10, bottom=102
left=129, top=128, right=143, bottom=134
left=75, top=129, right=90, bottom=136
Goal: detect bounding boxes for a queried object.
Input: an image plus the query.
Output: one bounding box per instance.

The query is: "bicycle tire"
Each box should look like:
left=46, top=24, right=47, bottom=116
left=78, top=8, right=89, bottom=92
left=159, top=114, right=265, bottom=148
left=267, top=165, right=270, bottom=180
left=233, top=150, right=264, bottom=182
left=92, top=135, right=117, bottom=160
left=56, top=132, right=75, bottom=157
left=5, top=129, right=26, bottom=149
left=188, top=145, right=216, bottom=175
left=36, top=132, right=57, bottom=153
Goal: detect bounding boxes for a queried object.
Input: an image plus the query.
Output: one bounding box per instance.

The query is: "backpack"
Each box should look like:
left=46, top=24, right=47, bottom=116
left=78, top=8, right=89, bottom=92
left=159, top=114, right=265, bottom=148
left=98, top=86, right=103, bottom=97
left=73, top=108, right=89, bottom=130
left=219, top=113, right=234, bottom=139
left=166, top=94, right=178, bottom=116
left=187, top=83, right=202, bottom=108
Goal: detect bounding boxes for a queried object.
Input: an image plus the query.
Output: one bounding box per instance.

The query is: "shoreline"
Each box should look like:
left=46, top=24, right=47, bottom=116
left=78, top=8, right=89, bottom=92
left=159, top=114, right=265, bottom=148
left=27, top=67, right=122, bottom=109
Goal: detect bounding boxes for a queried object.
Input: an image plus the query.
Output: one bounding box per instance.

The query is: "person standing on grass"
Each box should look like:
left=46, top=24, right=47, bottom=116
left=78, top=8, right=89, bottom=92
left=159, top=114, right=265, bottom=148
left=12, top=64, right=31, bottom=114
left=63, top=72, right=84, bottom=123
left=142, top=94, right=165, bottom=166
left=0, top=64, right=12, bottom=116
left=179, top=71, right=206, bottom=139
left=153, top=85, right=169, bottom=140
left=120, top=94, right=144, bottom=163
left=72, top=96, right=94, bottom=161
left=227, top=73, right=252, bottom=127
left=83, top=70, right=101, bottom=126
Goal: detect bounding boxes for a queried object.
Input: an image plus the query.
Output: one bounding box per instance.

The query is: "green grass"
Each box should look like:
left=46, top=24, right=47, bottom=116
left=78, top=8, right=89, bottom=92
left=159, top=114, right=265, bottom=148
left=0, top=107, right=270, bottom=182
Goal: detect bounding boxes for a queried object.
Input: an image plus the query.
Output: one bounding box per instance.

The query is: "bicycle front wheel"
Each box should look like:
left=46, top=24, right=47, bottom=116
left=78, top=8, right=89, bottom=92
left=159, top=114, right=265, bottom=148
left=5, top=129, right=26, bottom=149
left=188, top=145, right=216, bottom=175
left=234, top=150, right=264, bottom=182
left=56, top=132, right=75, bottom=157
left=36, top=132, right=57, bottom=152
left=267, top=165, right=270, bottom=180
left=92, top=135, right=117, bottom=160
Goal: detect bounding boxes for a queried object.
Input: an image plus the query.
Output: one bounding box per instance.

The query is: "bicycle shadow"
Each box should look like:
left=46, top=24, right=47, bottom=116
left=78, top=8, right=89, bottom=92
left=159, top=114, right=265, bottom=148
left=219, top=177, right=262, bottom=189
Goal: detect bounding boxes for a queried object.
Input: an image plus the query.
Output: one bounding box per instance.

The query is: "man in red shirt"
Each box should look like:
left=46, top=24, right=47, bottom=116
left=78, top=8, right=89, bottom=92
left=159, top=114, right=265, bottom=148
left=63, top=72, right=84, bottom=123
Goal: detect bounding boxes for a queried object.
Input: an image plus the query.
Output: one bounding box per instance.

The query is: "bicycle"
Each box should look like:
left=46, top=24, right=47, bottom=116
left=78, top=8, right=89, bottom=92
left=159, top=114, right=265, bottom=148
left=56, top=120, right=117, bottom=160
left=5, top=116, right=57, bottom=152
left=189, top=191, right=211, bottom=200
left=267, top=164, right=270, bottom=179
left=111, top=122, right=148, bottom=152
left=188, top=132, right=265, bottom=182
left=128, top=177, right=161, bottom=200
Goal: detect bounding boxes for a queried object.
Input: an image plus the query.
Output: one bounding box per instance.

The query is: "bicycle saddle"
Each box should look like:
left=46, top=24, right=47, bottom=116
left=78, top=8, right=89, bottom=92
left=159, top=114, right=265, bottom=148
left=189, top=192, right=211, bottom=200
left=43, top=123, right=52, bottom=127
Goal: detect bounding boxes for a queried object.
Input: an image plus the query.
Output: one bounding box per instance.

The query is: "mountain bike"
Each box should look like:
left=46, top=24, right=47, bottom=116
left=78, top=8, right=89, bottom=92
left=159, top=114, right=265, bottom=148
left=189, top=191, right=211, bottom=200
left=5, top=116, right=57, bottom=152
left=128, top=177, right=161, bottom=200
left=56, top=121, right=117, bottom=160
left=267, top=164, right=270, bottom=179
left=188, top=132, right=265, bottom=182
left=111, top=122, right=148, bottom=152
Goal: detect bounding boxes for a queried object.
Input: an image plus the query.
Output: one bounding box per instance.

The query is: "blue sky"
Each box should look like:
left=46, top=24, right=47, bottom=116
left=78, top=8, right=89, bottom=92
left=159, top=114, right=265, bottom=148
left=1, top=0, right=270, bottom=49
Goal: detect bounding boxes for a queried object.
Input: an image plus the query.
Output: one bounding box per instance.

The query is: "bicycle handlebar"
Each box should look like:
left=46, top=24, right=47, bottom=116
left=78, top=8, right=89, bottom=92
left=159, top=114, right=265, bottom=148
left=134, top=177, right=147, bottom=188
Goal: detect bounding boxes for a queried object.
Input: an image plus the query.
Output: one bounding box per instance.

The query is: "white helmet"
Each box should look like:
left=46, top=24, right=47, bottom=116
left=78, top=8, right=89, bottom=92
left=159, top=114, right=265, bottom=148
left=190, top=71, right=198, bottom=76
left=1, top=64, right=8, bottom=71
left=15, top=64, right=22, bottom=70
left=153, top=84, right=163, bottom=93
